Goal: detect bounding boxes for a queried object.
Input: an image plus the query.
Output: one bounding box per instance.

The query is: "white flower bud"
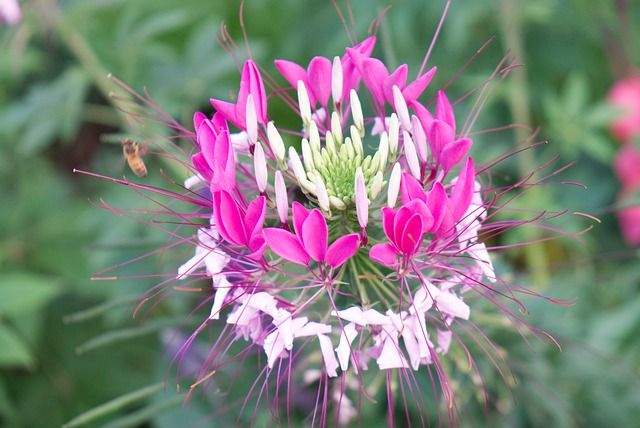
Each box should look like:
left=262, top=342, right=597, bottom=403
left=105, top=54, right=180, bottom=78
left=387, top=162, right=401, bottom=208
left=309, top=121, right=321, bottom=153
left=388, top=113, right=399, bottom=157
left=350, top=89, right=364, bottom=135
left=332, top=56, right=343, bottom=104
left=411, top=115, right=428, bottom=163
left=297, top=80, right=312, bottom=126
left=246, top=94, right=258, bottom=144
left=331, top=111, right=343, bottom=143
left=274, top=171, right=288, bottom=224
left=289, top=146, right=306, bottom=181
left=369, top=171, right=384, bottom=200
left=313, top=175, right=330, bottom=212
left=267, top=121, right=286, bottom=163
left=253, top=142, right=268, bottom=192
left=350, top=125, right=363, bottom=157
left=403, top=131, right=421, bottom=180
left=301, top=138, right=315, bottom=172
left=354, top=167, right=368, bottom=228
left=378, top=132, right=389, bottom=169
left=392, top=85, right=411, bottom=131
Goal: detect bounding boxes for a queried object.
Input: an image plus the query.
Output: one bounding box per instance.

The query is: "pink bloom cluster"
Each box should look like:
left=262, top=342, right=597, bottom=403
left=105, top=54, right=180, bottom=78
left=609, top=75, right=640, bottom=246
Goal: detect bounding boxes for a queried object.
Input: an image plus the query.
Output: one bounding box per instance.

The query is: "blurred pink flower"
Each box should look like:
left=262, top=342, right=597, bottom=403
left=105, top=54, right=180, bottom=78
left=617, top=188, right=640, bottom=246
left=608, top=74, right=640, bottom=143
left=614, top=143, right=640, bottom=189
left=0, top=0, right=20, bottom=25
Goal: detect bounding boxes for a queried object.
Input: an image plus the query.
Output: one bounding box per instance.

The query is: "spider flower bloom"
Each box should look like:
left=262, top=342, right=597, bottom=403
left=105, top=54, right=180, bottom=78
left=93, top=19, right=574, bottom=426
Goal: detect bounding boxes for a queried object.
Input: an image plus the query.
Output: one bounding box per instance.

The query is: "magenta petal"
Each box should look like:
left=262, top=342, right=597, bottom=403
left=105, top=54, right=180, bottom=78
left=264, top=228, right=310, bottom=266
left=381, top=207, right=396, bottom=243
left=341, top=36, right=377, bottom=101
left=191, top=153, right=212, bottom=181
left=403, top=66, right=437, bottom=103
left=301, top=209, right=328, bottom=262
left=193, top=112, right=207, bottom=133
left=211, top=131, right=235, bottom=192
left=436, top=90, right=456, bottom=131
left=197, top=120, right=217, bottom=168
left=400, top=213, right=423, bottom=255
left=400, top=173, right=427, bottom=205
left=450, top=157, right=476, bottom=222
left=441, top=138, right=473, bottom=174
left=244, top=196, right=266, bottom=238
left=426, top=182, right=447, bottom=232
left=362, top=58, right=389, bottom=108
left=411, top=100, right=435, bottom=136
left=292, top=202, right=310, bottom=238
left=406, top=199, right=434, bottom=233
left=210, top=99, right=240, bottom=129
left=308, top=56, right=332, bottom=107
left=369, top=243, right=399, bottom=267
left=326, top=233, right=360, bottom=268
left=393, top=206, right=413, bottom=248
left=429, top=120, right=455, bottom=160
left=213, top=191, right=247, bottom=246
left=237, top=60, right=268, bottom=125
left=383, top=64, right=408, bottom=105
left=274, top=59, right=312, bottom=102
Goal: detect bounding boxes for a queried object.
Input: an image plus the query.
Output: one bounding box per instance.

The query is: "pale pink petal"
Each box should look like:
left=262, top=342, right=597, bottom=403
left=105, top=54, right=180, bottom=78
left=369, top=243, right=399, bottom=267
left=318, top=334, right=339, bottom=377
left=301, top=209, right=328, bottom=262
left=411, top=101, right=434, bottom=135
left=402, top=66, right=437, bottom=103
left=295, top=321, right=332, bottom=337
left=264, top=228, right=310, bottom=266
left=307, top=56, right=332, bottom=107
left=263, top=330, right=287, bottom=368
left=326, top=233, right=360, bottom=268
left=435, top=291, right=470, bottom=320
left=362, top=309, right=391, bottom=325
left=209, top=276, right=232, bottom=320
left=376, top=335, right=408, bottom=369
left=332, top=307, right=366, bottom=326
left=401, top=323, right=421, bottom=370
left=335, top=322, right=358, bottom=371
left=436, top=329, right=453, bottom=353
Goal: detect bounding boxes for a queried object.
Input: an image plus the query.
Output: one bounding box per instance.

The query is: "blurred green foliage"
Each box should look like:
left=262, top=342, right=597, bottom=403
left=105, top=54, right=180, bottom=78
left=1, top=0, right=639, bottom=426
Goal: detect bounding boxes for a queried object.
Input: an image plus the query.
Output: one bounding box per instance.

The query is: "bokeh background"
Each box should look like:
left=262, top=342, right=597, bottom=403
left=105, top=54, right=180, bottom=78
left=1, top=0, right=639, bottom=426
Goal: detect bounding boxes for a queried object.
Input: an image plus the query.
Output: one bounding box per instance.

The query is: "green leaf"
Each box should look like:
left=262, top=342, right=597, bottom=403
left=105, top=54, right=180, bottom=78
left=0, top=323, right=34, bottom=368
left=0, top=272, right=62, bottom=319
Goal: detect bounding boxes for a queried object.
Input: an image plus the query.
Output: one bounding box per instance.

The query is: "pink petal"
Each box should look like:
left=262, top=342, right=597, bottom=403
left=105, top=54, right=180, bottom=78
left=341, top=36, right=377, bottom=101
left=402, top=66, right=437, bottom=103
left=429, top=120, right=454, bottom=160
left=211, top=130, right=236, bottom=192
left=449, top=157, right=476, bottom=222
left=411, top=100, right=434, bottom=135
left=436, top=329, right=452, bottom=353
left=426, top=182, right=447, bottom=232
left=382, top=64, right=408, bottom=105
left=193, top=111, right=207, bottom=132
left=435, top=90, right=456, bottom=132
left=244, top=196, right=266, bottom=238
left=197, top=120, right=217, bottom=169
left=441, top=138, right=473, bottom=174
left=274, top=59, right=309, bottom=91
left=381, top=207, right=396, bottom=243
left=400, top=173, right=427, bottom=205
left=399, top=213, right=423, bottom=255
left=361, top=58, right=389, bottom=108
left=210, top=99, right=240, bottom=129
left=264, top=228, right=310, bottom=266
left=326, top=233, right=360, bottom=268
left=435, top=292, right=470, bottom=320
left=213, top=191, right=247, bottom=246
left=393, top=206, right=414, bottom=247
left=369, top=243, right=399, bottom=267
left=307, top=56, right=332, bottom=107
left=406, top=199, right=434, bottom=233
left=191, top=153, right=212, bottom=181
left=292, top=202, right=310, bottom=239
left=237, top=60, right=268, bottom=125
left=301, top=209, right=328, bottom=262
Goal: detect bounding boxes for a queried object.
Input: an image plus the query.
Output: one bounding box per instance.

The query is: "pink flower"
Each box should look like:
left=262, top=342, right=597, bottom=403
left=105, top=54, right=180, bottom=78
left=192, top=112, right=236, bottom=192
left=0, top=0, right=20, bottom=25
left=614, top=143, right=640, bottom=188
left=212, top=190, right=266, bottom=258
left=210, top=60, right=268, bottom=130
left=264, top=203, right=360, bottom=268
left=608, top=74, right=640, bottom=143
left=275, top=36, right=377, bottom=108
left=617, top=188, right=640, bottom=246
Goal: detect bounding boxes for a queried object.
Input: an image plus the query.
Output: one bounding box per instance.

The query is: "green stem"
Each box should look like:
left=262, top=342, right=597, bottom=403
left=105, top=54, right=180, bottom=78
left=498, top=0, right=550, bottom=287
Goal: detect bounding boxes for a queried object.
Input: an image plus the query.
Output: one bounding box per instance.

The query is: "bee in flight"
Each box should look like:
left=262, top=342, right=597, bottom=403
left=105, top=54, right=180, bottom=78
left=121, top=139, right=147, bottom=177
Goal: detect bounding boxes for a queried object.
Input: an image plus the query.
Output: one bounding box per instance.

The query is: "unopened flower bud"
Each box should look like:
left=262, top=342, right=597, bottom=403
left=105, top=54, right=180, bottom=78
left=378, top=132, right=389, bottom=169
left=274, top=171, right=288, bottom=224
left=350, top=89, right=364, bottom=135
left=297, top=80, right=312, bottom=126
left=411, top=115, right=428, bottom=163
left=350, top=126, right=363, bottom=157
left=392, top=85, right=411, bottom=131
left=289, top=146, right=306, bottom=181
left=332, top=56, right=343, bottom=104
left=403, top=131, right=421, bottom=180
left=388, top=113, right=399, bottom=157
left=267, top=121, right=286, bottom=163
left=253, top=142, right=268, bottom=192
left=309, top=121, right=321, bottom=152
left=369, top=171, right=384, bottom=200
left=331, top=111, right=343, bottom=143
left=301, top=138, right=315, bottom=172
left=314, top=175, right=330, bottom=212
left=246, top=94, right=258, bottom=144
left=354, top=168, right=369, bottom=228
left=387, top=162, right=401, bottom=207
